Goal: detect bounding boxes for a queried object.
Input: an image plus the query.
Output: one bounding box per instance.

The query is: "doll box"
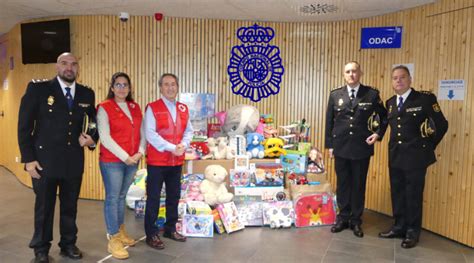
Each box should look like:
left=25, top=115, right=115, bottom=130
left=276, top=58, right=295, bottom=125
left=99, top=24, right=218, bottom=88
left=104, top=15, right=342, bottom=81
left=216, top=202, right=245, bottom=233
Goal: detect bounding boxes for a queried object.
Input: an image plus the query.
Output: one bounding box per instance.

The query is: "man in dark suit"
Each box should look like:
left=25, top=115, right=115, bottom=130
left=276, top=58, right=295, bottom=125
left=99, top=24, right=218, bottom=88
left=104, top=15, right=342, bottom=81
left=18, top=53, right=97, bottom=263
left=379, top=65, right=448, bottom=248
left=325, top=61, right=388, bottom=238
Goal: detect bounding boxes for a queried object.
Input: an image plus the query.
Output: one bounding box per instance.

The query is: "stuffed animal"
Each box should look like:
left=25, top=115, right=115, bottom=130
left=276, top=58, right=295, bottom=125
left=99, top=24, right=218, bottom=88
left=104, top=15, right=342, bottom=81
left=264, top=137, right=287, bottom=158
left=185, top=181, right=205, bottom=202
left=246, top=132, right=265, bottom=159
left=190, top=141, right=210, bottom=159
left=215, top=136, right=235, bottom=160
left=202, top=137, right=218, bottom=160
left=222, top=105, right=260, bottom=136
left=264, top=125, right=278, bottom=138
left=200, top=165, right=234, bottom=206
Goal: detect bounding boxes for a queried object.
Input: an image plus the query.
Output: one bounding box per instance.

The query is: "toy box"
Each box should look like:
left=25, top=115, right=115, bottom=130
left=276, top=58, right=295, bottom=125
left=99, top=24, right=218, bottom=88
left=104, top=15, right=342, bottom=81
left=262, top=201, right=294, bottom=228
left=134, top=199, right=146, bottom=218
left=235, top=201, right=264, bottom=226
left=280, top=150, right=307, bottom=174
left=179, top=93, right=216, bottom=120
left=230, top=169, right=252, bottom=187
left=186, top=201, right=212, bottom=215
left=234, top=186, right=285, bottom=201
left=182, top=214, right=214, bottom=238
left=294, top=193, right=337, bottom=227
left=216, top=202, right=245, bottom=233
left=254, top=163, right=284, bottom=186
left=212, top=209, right=226, bottom=234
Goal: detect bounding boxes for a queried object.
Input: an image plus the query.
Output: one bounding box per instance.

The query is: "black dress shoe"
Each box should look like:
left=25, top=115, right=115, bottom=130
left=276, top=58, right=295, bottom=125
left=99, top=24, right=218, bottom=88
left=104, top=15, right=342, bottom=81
left=379, top=229, right=405, bottom=239
left=330, top=221, right=349, bottom=233
left=163, top=231, right=187, bottom=242
left=34, top=252, right=49, bottom=263
left=401, top=237, right=419, bottom=249
left=60, top=245, right=83, bottom=260
left=351, top=225, right=364, bottom=238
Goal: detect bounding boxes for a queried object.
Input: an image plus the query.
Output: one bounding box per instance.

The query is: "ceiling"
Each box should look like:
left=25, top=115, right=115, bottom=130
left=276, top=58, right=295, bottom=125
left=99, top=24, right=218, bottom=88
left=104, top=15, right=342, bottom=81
left=0, top=0, right=436, bottom=35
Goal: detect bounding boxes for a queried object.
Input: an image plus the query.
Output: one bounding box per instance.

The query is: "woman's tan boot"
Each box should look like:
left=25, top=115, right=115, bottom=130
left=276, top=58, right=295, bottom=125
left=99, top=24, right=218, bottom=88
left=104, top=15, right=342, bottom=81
left=119, top=224, right=136, bottom=246
left=108, top=234, right=129, bottom=259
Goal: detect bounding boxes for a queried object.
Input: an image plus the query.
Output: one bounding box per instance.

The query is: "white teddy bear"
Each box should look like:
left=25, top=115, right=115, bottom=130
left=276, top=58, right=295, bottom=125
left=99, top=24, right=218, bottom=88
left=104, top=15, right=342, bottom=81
left=200, top=165, right=234, bottom=206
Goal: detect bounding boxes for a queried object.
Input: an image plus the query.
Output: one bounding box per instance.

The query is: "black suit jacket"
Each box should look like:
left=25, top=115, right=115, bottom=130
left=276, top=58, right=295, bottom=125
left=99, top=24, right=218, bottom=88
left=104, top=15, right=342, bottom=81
left=386, top=88, right=448, bottom=170
left=325, top=84, right=388, bottom=160
left=18, top=77, right=98, bottom=178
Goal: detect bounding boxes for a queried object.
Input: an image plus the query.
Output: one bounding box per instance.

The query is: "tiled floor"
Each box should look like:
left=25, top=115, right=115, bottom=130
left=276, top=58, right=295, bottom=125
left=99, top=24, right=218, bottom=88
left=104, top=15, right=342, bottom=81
left=0, top=166, right=472, bottom=263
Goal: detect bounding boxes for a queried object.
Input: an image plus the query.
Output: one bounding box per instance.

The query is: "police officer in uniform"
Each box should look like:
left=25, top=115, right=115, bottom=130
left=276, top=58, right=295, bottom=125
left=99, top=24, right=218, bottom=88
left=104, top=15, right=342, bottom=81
left=325, top=61, right=388, bottom=237
left=379, top=65, right=448, bottom=248
left=17, top=53, right=97, bottom=263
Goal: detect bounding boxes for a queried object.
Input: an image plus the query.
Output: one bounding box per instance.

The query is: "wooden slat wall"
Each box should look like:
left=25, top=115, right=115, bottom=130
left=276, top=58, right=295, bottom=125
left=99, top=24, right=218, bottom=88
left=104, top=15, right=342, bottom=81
left=0, top=0, right=472, bottom=247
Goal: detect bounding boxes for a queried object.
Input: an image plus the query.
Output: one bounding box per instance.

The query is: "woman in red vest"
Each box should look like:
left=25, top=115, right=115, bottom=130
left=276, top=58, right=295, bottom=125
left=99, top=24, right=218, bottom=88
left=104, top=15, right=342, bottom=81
left=97, top=72, right=145, bottom=259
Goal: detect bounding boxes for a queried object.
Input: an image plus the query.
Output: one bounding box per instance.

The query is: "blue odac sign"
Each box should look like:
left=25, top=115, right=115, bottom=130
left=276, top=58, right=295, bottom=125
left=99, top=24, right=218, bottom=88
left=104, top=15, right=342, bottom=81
left=361, top=26, right=403, bottom=49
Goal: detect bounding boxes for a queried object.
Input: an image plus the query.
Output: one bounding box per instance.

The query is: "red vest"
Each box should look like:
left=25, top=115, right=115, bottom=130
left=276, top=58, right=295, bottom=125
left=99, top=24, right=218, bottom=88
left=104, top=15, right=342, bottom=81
left=99, top=99, right=143, bottom=162
left=146, top=99, right=189, bottom=166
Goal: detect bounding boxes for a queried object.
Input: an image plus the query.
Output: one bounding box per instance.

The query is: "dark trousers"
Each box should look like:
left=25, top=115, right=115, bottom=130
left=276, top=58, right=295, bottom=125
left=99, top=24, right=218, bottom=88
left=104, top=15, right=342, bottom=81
left=334, top=156, right=370, bottom=225
left=389, top=166, right=427, bottom=239
left=144, top=165, right=182, bottom=237
left=29, top=175, right=82, bottom=255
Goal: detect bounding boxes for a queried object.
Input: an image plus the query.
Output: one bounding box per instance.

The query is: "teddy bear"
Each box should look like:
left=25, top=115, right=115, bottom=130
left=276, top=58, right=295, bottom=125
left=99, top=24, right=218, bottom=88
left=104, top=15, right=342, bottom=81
left=200, top=165, right=234, bottom=206
left=185, top=181, right=204, bottom=202
left=220, top=105, right=260, bottom=137
left=246, top=132, right=264, bottom=159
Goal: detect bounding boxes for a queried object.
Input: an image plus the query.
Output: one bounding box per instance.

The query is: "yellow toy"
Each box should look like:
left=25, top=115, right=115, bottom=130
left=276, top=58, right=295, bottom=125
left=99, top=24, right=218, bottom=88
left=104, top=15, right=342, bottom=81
left=263, top=137, right=287, bottom=158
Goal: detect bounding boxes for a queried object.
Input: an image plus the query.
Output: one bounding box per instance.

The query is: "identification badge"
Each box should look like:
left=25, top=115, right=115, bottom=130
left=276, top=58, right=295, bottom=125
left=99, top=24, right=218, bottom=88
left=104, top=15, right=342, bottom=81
left=47, top=96, right=54, bottom=105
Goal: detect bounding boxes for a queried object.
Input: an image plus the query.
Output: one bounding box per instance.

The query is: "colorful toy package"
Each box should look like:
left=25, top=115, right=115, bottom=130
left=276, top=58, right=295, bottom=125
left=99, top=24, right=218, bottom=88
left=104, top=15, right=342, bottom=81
left=254, top=163, right=284, bottom=186
left=262, top=200, right=294, bottom=228
left=216, top=202, right=245, bottom=233
left=230, top=169, right=252, bottom=187
left=186, top=201, right=212, bottom=215
left=294, top=193, right=336, bottom=227
left=235, top=201, right=264, bottom=226
left=280, top=150, right=307, bottom=174
left=182, top=214, right=214, bottom=238
left=212, top=209, right=226, bottom=234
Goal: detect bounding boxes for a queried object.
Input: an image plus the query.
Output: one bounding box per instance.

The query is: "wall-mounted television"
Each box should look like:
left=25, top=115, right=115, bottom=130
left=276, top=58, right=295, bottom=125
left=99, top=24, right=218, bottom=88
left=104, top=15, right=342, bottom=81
left=21, top=19, right=70, bottom=64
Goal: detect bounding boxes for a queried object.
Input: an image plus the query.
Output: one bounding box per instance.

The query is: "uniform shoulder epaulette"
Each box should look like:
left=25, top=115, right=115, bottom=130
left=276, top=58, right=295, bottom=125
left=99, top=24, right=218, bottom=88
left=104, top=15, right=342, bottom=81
left=330, top=86, right=343, bottom=92
left=419, top=90, right=433, bottom=95
left=368, top=86, right=379, bottom=92
left=31, top=78, right=49, bottom=83
left=84, top=85, right=92, bottom=90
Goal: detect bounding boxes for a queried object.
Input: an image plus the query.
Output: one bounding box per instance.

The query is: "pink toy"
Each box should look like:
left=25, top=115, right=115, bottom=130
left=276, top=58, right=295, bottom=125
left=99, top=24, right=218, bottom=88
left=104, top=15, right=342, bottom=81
left=186, top=181, right=204, bottom=202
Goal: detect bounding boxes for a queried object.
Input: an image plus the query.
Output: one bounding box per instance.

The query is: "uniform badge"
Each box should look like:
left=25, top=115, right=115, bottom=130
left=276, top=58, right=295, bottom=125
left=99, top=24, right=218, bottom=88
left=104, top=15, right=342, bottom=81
left=78, top=103, right=90, bottom=108
left=432, top=103, right=441, bottom=112
left=178, top=104, right=186, bottom=112
left=389, top=105, right=393, bottom=113
left=338, top=98, right=343, bottom=106
left=47, top=96, right=54, bottom=105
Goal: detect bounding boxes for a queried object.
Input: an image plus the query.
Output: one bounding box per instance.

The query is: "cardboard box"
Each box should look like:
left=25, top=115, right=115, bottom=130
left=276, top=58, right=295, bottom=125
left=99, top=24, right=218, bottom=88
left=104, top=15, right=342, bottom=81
left=290, top=182, right=332, bottom=200
left=306, top=172, right=327, bottom=183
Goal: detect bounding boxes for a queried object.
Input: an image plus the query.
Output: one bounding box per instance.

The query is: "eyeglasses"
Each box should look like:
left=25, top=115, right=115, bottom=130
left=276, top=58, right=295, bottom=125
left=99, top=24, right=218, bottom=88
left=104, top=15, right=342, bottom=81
left=114, top=83, right=129, bottom=89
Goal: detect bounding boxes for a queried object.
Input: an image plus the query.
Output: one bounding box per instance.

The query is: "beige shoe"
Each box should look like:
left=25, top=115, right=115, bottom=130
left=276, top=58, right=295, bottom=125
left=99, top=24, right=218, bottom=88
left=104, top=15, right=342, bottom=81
left=108, top=234, right=129, bottom=259
left=119, top=224, right=136, bottom=246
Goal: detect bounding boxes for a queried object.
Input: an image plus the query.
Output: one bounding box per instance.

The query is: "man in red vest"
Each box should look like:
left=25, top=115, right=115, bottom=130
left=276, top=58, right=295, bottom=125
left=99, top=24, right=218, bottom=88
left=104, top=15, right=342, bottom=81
left=144, top=73, right=193, bottom=250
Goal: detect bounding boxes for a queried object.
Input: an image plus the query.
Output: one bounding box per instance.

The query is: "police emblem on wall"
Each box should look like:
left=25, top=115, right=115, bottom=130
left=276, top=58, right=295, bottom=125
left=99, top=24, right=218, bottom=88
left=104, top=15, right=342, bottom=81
left=227, top=24, right=285, bottom=102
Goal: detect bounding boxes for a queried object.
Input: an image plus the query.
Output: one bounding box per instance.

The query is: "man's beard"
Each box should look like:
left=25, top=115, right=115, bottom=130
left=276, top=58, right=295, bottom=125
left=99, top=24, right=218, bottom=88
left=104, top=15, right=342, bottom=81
left=59, top=72, right=76, bottom=83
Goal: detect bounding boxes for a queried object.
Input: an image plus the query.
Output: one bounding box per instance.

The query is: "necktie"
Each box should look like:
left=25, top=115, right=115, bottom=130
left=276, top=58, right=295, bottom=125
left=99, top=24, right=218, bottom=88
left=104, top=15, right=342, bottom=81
left=350, top=89, right=355, bottom=100
left=397, top=97, right=404, bottom=112
left=65, top=87, right=73, bottom=110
